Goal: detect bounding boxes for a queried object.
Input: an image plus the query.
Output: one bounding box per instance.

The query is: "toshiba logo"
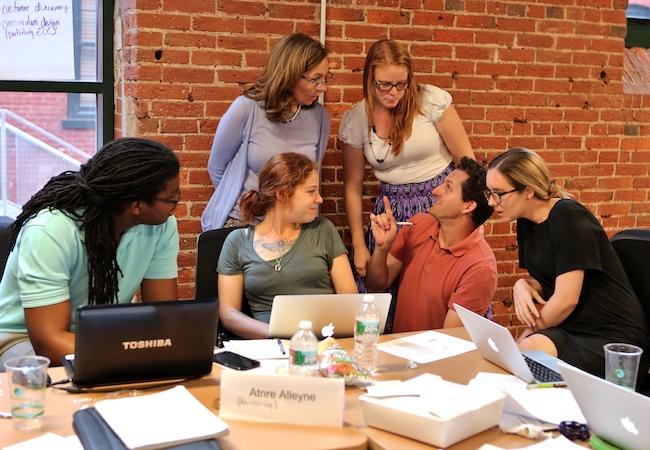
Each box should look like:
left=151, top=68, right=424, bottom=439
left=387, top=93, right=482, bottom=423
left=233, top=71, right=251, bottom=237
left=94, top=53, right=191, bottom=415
left=122, top=339, right=172, bottom=350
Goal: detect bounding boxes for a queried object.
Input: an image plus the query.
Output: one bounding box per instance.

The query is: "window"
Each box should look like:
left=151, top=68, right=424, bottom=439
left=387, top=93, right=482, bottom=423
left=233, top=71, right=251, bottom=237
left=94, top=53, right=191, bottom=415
left=626, top=0, right=650, bottom=48
left=0, top=0, right=113, bottom=218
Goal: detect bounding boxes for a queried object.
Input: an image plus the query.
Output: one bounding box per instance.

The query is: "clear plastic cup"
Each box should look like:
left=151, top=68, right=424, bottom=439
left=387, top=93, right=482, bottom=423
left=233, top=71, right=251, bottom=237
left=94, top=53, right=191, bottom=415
left=604, top=343, right=643, bottom=391
left=4, top=355, right=50, bottom=430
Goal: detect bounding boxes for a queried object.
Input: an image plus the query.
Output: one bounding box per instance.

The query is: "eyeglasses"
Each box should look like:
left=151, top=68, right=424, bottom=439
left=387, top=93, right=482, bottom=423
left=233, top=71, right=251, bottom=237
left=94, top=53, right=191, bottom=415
left=483, top=188, right=523, bottom=204
left=302, top=71, right=334, bottom=88
left=154, top=197, right=180, bottom=208
left=373, top=80, right=410, bottom=92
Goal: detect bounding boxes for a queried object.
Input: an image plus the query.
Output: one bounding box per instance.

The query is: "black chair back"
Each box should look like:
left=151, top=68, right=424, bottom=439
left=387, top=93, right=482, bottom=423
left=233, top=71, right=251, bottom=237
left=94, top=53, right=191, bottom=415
left=195, top=226, right=250, bottom=342
left=610, top=229, right=650, bottom=331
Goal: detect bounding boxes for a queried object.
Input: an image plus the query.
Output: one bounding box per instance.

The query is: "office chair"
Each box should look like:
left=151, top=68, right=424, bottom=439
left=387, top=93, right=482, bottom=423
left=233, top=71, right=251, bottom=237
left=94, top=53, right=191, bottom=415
left=195, top=226, right=251, bottom=344
left=610, top=229, right=650, bottom=396
left=610, top=229, right=650, bottom=329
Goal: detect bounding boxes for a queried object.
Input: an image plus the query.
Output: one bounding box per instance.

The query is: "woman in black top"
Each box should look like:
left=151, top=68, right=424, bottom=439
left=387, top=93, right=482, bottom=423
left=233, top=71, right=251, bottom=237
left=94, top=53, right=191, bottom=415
left=486, top=147, right=649, bottom=388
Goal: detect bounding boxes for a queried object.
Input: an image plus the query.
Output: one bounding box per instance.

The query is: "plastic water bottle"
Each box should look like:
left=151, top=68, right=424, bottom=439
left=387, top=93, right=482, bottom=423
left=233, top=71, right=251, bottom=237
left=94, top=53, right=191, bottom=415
left=353, top=294, right=381, bottom=374
left=289, top=320, right=319, bottom=376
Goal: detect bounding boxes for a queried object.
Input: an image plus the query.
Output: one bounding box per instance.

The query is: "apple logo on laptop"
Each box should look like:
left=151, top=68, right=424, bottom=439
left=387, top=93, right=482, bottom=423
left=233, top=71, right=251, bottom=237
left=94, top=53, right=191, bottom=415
left=321, top=323, right=335, bottom=338
left=621, top=417, right=639, bottom=435
left=488, top=337, right=499, bottom=353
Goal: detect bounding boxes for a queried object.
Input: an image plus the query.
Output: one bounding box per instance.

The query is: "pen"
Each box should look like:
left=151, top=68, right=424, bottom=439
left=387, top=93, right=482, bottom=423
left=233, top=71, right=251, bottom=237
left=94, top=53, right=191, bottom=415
left=277, top=338, right=285, bottom=355
left=396, top=222, right=414, bottom=226
left=526, top=383, right=557, bottom=389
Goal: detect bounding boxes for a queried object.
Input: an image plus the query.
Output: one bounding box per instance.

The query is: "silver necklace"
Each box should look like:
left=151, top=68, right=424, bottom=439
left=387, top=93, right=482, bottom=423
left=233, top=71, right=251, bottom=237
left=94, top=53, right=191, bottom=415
left=282, top=104, right=302, bottom=124
left=370, top=126, right=391, bottom=163
left=261, top=234, right=284, bottom=272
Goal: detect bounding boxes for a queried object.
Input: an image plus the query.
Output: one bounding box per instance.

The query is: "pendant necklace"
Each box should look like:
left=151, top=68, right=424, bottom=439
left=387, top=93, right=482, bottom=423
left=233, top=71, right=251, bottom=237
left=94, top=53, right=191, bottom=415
left=261, top=234, right=284, bottom=272
left=369, top=125, right=392, bottom=163
left=282, top=104, right=302, bottom=124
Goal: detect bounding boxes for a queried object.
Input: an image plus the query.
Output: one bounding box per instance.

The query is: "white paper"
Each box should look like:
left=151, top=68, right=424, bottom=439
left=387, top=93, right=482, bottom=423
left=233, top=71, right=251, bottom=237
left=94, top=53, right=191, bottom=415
left=0, top=0, right=75, bottom=80
left=468, top=372, right=529, bottom=392
left=504, top=387, right=586, bottom=425
left=225, top=339, right=289, bottom=359
left=3, top=434, right=82, bottom=450
left=377, top=330, right=476, bottom=364
left=94, top=385, right=229, bottom=450
left=479, top=435, right=585, bottom=449
left=219, top=370, right=345, bottom=427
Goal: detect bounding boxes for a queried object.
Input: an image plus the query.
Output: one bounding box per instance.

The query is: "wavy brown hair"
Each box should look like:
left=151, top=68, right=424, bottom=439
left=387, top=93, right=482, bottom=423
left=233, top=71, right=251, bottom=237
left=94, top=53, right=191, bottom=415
left=244, top=33, right=328, bottom=122
left=363, top=39, right=423, bottom=156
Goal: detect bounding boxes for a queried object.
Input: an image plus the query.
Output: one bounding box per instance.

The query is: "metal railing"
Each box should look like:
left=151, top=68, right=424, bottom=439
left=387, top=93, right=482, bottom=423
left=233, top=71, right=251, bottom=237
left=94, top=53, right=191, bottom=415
left=0, top=109, right=93, bottom=218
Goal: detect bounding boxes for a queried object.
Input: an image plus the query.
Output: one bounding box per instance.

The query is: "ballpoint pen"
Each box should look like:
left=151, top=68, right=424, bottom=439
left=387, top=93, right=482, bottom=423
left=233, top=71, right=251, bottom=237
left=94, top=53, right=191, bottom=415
left=277, top=338, right=286, bottom=355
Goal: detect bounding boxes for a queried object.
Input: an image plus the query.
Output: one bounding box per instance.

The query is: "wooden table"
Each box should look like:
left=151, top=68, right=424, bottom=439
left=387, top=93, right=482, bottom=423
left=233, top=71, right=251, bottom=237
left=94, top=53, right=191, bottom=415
left=0, top=329, right=578, bottom=449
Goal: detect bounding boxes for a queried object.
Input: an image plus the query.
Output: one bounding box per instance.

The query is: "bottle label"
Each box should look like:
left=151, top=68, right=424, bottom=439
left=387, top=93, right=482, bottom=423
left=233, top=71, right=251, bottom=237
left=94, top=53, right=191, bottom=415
left=290, top=349, right=317, bottom=366
left=356, top=320, right=380, bottom=335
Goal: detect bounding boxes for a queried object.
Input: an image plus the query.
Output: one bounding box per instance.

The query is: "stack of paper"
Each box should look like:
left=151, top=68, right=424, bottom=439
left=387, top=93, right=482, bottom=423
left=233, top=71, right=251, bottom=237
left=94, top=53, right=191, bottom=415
left=94, top=385, right=229, bottom=449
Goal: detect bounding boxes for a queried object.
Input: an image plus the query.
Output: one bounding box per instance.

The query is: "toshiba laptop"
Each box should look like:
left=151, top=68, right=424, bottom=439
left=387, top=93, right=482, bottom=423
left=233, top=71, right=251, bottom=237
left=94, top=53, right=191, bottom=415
left=62, top=299, right=218, bottom=389
left=454, top=303, right=565, bottom=386
left=268, top=293, right=391, bottom=339
left=559, top=361, right=650, bottom=450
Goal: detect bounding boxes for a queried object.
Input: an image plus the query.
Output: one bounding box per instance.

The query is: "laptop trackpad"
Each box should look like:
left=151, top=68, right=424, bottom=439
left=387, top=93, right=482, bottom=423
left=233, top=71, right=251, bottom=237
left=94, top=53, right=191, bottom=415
left=521, top=349, right=560, bottom=371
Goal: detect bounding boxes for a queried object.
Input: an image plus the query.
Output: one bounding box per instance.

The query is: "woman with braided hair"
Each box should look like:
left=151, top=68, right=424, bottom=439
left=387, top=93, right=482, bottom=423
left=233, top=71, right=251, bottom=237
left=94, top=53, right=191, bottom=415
left=0, top=137, right=181, bottom=368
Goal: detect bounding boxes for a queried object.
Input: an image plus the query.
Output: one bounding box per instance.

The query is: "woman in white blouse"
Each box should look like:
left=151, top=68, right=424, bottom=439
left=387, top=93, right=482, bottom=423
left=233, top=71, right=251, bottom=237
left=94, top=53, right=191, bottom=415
left=339, top=39, right=475, bottom=331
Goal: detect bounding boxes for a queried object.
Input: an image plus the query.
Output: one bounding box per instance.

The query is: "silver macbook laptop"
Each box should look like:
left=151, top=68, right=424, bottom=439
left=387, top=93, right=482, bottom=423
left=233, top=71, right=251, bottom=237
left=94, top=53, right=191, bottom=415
left=63, top=299, right=218, bottom=389
left=454, top=303, right=565, bottom=386
left=559, top=362, right=650, bottom=450
left=268, top=293, right=391, bottom=339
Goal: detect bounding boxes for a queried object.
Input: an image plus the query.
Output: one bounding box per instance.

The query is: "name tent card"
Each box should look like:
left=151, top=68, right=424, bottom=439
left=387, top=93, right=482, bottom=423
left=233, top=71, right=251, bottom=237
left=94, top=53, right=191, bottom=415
left=219, top=371, right=345, bottom=427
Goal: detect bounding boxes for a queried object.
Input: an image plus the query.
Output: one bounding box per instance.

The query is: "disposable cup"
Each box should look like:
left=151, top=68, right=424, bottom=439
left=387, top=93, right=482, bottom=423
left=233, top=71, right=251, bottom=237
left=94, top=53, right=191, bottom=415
left=604, top=343, right=643, bottom=390
left=4, top=355, right=50, bottom=430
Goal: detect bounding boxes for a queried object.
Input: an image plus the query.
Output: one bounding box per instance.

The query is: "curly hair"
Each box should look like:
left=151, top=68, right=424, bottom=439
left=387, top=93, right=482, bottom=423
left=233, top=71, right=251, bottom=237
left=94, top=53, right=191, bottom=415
left=456, top=157, right=494, bottom=228
left=9, top=137, right=180, bottom=305
left=239, top=152, right=317, bottom=223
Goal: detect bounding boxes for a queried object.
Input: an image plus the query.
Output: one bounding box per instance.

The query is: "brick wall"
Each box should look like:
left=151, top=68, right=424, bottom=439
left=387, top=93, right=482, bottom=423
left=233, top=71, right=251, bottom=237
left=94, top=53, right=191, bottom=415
left=115, top=0, right=650, bottom=336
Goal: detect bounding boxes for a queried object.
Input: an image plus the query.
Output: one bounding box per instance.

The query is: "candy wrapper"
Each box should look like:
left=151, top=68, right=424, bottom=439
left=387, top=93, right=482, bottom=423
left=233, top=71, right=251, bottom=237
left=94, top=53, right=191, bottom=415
left=317, top=337, right=373, bottom=387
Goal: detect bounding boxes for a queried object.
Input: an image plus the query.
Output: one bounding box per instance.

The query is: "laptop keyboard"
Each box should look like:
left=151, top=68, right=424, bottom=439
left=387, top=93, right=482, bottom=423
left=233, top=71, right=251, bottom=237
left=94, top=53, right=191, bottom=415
left=523, top=354, right=564, bottom=383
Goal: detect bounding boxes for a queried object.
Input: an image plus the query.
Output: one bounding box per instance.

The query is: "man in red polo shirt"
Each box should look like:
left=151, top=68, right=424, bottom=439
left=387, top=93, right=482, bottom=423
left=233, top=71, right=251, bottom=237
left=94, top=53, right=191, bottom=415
left=365, top=157, right=497, bottom=332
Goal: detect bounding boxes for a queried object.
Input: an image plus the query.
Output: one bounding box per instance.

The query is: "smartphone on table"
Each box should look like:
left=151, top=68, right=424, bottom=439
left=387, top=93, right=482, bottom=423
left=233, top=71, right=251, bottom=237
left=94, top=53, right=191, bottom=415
left=214, top=351, right=261, bottom=370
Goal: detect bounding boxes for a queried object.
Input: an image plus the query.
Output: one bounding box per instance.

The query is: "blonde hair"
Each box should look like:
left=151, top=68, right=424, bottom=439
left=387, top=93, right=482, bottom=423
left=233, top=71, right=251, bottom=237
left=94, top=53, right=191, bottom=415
left=363, top=40, right=423, bottom=156
left=244, top=33, right=327, bottom=122
left=488, top=147, right=571, bottom=200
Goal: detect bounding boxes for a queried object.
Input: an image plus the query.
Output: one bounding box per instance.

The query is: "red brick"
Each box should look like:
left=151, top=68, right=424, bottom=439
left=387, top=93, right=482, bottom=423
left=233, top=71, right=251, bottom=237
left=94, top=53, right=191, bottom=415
left=217, top=0, right=265, bottom=15
left=368, top=9, right=410, bottom=24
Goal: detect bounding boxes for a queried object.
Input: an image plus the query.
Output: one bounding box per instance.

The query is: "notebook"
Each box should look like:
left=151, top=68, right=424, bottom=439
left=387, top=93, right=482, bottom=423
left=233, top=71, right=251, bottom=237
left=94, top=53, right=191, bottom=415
left=559, top=362, right=650, bottom=450
left=63, top=299, right=219, bottom=388
left=267, top=293, right=391, bottom=339
left=454, top=303, right=565, bottom=386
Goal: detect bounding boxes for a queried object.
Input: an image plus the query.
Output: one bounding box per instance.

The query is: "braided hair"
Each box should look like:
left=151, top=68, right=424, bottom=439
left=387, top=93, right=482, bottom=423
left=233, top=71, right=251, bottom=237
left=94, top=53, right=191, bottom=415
left=9, top=137, right=180, bottom=305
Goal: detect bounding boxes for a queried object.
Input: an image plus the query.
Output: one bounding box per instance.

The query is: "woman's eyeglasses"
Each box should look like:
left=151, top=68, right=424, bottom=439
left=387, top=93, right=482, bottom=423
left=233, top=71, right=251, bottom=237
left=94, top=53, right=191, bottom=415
left=483, top=188, right=523, bottom=204
left=373, top=80, right=410, bottom=92
left=302, top=71, right=334, bottom=88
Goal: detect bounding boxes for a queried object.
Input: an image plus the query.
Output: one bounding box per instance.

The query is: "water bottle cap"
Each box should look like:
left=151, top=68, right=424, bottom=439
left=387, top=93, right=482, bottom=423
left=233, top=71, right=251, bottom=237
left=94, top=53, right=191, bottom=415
left=363, top=294, right=375, bottom=303
left=299, top=320, right=312, bottom=330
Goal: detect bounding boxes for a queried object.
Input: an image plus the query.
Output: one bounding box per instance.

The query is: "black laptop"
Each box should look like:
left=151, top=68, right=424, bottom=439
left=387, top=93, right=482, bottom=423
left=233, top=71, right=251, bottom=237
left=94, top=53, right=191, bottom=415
left=62, top=299, right=218, bottom=389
